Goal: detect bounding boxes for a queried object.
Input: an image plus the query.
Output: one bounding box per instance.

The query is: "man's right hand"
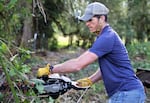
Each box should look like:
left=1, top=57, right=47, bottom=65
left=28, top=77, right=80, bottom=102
left=76, top=77, right=93, bottom=87
left=37, top=64, right=51, bottom=77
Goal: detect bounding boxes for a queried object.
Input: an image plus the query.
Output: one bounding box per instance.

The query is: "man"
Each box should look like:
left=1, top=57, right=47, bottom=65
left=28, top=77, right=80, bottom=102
left=37, top=2, right=146, bottom=103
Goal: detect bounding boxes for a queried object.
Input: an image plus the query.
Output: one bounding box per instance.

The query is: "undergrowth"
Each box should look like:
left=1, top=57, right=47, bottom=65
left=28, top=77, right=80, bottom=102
left=0, top=41, right=150, bottom=103
left=127, top=42, right=150, bottom=70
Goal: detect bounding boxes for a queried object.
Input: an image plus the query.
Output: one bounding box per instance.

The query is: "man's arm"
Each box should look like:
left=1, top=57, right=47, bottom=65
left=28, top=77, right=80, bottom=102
left=89, top=69, right=102, bottom=83
left=53, top=50, right=98, bottom=74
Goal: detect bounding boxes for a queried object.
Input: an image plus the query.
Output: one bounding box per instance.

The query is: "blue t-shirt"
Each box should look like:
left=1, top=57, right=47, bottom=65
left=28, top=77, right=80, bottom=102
left=89, top=24, right=143, bottom=97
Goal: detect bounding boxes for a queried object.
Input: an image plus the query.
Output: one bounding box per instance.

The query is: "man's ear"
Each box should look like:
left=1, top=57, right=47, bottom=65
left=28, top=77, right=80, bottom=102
left=99, top=18, right=102, bottom=24
left=99, top=16, right=105, bottom=23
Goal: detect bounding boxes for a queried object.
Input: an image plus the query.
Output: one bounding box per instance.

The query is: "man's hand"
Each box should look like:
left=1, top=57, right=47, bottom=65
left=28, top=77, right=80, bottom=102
left=76, top=77, right=93, bottom=87
left=37, top=64, right=51, bottom=77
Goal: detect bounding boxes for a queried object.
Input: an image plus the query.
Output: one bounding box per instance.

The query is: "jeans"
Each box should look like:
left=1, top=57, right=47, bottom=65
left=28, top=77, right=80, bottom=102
left=108, top=88, right=146, bottom=103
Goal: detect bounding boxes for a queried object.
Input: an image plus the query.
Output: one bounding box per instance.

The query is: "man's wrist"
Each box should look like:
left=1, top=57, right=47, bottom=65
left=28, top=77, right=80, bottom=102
left=49, top=65, right=54, bottom=74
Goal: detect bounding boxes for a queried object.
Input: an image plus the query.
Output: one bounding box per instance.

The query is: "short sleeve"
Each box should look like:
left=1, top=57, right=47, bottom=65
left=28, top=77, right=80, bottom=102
left=89, top=33, right=115, bottom=57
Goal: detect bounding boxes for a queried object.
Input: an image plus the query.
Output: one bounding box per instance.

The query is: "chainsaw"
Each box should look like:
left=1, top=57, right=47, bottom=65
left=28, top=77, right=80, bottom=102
left=0, top=74, right=90, bottom=99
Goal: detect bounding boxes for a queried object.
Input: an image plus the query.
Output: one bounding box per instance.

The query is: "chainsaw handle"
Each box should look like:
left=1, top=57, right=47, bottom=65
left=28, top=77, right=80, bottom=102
left=71, top=81, right=90, bottom=90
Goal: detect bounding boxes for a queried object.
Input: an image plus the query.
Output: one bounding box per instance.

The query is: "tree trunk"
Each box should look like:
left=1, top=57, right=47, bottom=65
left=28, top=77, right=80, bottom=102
left=20, top=17, right=33, bottom=48
left=20, top=1, right=33, bottom=48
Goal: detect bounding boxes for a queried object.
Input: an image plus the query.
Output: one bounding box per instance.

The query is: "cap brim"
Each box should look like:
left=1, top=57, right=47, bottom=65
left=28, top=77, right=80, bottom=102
left=78, top=14, right=93, bottom=22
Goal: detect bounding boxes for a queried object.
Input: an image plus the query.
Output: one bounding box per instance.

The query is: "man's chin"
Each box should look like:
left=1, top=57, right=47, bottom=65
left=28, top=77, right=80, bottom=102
left=93, top=30, right=100, bottom=34
left=90, top=30, right=96, bottom=33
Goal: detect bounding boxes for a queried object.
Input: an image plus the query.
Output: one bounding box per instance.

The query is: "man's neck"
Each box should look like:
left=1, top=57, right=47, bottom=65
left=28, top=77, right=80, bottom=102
left=95, top=22, right=108, bottom=35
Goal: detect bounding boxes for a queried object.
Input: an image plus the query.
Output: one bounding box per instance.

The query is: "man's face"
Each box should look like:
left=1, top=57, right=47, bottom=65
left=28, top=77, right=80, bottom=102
left=85, top=16, right=103, bottom=33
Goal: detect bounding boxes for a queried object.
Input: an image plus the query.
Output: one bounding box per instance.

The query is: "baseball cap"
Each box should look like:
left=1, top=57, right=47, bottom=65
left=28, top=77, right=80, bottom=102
left=78, top=2, right=109, bottom=21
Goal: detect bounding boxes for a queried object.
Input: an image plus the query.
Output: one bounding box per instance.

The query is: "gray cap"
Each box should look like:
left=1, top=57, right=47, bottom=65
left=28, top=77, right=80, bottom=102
left=78, top=2, right=109, bottom=21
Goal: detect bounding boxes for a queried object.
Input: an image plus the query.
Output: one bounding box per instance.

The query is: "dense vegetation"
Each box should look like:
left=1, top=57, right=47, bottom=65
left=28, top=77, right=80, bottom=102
left=0, top=0, right=150, bottom=102
left=0, top=0, right=149, bottom=49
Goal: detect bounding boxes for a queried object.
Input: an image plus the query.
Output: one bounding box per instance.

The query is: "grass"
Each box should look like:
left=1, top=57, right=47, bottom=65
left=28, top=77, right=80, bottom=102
left=57, top=36, right=69, bottom=48
left=127, top=42, right=150, bottom=70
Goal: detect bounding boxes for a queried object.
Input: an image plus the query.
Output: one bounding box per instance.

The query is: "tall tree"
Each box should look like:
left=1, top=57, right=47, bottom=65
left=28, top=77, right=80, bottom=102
left=0, top=0, right=32, bottom=48
left=20, top=0, right=33, bottom=48
left=127, top=0, right=150, bottom=41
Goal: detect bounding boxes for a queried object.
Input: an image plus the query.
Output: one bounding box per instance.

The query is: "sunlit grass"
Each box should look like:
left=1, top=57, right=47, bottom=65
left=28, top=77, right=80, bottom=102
left=57, top=36, right=69, bottom=48
left=56, top=35, right=78, bottom=49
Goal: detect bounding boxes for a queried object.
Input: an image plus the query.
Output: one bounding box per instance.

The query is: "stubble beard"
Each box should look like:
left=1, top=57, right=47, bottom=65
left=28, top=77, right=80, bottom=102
left=94, top=24, right=102, bottom=35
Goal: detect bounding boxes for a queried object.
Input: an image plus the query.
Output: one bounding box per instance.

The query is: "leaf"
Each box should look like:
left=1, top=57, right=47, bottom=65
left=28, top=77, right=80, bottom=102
left=9, top=69, right=16, bottom=76
left=0, top=92, right=4, bottom=101
left=30, top=78, right=45, bottom=84
left=30, top=78, right=45, bottom=94
left=0, top=3, right=4, bottom=12
left=7, top=0, right=18, bottom=9
left=0, top=42, right=8, bottom=53
left=21, top=64, right=31, bottom=73
left=35, top=84, right=45, bottom=94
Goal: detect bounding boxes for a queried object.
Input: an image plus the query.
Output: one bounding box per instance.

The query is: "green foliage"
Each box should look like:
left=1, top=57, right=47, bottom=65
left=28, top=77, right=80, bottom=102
left=127, top=0, right=150, bottom=41
left=0, top=0, right=150, bottom=50
left=0, top=92, right=3, bottom=101
left=0, top=39, right=57, bottom=102
left=0, top=42, right=8, bottom=53
left=127, top=42, right=150, bottom=69
left=7, top=0, right=18, bottom=10
left=92, top=82, right=105, bottom=93
left=0, top=41, right=20, bottom=103
left=48, top=37, right=58, bottom=51
left=0, top=2, right=4, bottom=12
left=0, top=40, right=37, bottom=102
left=0, top=0, right=32, bottom=48
left=127, top=42, right=150, bottom=59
